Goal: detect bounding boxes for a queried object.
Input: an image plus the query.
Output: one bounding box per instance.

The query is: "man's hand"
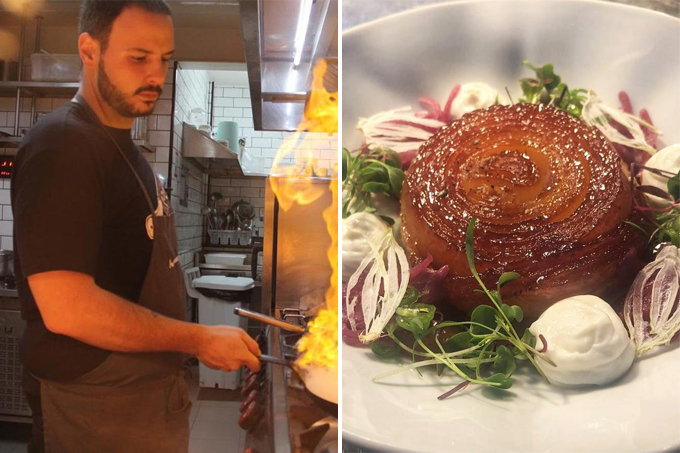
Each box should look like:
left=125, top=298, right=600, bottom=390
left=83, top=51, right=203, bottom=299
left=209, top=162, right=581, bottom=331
left=196, top=326, right=261, bottom=373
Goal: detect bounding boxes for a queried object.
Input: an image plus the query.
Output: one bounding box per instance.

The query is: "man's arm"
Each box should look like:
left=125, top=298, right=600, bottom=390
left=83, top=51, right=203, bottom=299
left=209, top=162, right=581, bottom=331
left=29, top=270, right=261, bottom=372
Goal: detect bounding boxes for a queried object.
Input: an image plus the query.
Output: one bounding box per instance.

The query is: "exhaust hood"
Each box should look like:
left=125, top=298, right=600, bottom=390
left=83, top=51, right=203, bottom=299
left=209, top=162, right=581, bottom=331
left=240, top=0, right=338, bottom=131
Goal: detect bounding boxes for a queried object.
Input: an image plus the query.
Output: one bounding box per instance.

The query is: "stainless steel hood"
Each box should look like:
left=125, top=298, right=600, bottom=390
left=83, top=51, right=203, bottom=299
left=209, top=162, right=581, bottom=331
left=240, top=0, right=338, bottom=131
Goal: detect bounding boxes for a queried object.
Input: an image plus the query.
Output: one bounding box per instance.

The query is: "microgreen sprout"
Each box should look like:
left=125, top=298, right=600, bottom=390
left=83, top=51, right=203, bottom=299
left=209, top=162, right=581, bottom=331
left=342, top=147, right=405, bottom=224
left=518, top=61, right=588, bottom=117
left=371, top=217, right=554, bottom=399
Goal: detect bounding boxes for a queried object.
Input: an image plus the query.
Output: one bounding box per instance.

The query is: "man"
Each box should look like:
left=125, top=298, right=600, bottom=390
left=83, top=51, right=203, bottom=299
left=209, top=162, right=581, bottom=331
left=11, top=1, right=260, bottom=452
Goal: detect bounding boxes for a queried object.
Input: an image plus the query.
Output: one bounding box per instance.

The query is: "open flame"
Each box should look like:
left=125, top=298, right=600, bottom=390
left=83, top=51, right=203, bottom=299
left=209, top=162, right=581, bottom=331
left=268, top=59, right=338, bottom=372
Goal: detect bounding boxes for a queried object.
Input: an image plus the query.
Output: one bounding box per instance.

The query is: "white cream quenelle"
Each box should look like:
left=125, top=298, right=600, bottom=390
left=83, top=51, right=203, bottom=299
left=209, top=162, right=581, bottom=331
left=529, top=295, right=635, bottom=386
left=641, top=144, right=680, bottom=208
left=341, top=212, right=391, bottom=282
left=449, top=82, right=504, bottom=119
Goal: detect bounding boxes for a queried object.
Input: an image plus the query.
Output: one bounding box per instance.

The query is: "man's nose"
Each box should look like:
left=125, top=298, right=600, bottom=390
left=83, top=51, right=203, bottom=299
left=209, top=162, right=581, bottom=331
left=146, top=59, right=168, bottom=88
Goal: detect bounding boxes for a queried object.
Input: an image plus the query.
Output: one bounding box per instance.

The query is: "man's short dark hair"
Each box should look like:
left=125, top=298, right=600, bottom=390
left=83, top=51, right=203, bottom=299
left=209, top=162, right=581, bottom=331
left=79, top=0, right=172, bottom=51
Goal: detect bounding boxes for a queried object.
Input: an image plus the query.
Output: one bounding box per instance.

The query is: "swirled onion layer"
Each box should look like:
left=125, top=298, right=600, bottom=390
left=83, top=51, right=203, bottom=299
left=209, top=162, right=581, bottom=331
left=401, top=103, right=646, bottom=318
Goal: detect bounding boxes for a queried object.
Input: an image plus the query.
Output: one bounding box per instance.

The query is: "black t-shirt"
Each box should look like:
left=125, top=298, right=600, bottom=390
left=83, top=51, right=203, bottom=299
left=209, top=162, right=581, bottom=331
left=11, top=100, right=158, bottom=381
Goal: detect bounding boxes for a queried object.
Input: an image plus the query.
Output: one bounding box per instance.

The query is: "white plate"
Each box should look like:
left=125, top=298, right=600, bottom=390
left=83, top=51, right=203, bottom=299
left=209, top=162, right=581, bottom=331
left=342, top=1, right=680, bottom=452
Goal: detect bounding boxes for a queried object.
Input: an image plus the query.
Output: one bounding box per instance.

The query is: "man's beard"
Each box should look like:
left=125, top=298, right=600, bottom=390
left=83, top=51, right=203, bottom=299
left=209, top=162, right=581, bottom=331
left=97, top=59, right=161, bottom=118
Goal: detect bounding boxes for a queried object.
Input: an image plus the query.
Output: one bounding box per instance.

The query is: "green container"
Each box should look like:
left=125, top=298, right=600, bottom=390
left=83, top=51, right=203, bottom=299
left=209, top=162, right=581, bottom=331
left=214, top=121, right=239, bottom=150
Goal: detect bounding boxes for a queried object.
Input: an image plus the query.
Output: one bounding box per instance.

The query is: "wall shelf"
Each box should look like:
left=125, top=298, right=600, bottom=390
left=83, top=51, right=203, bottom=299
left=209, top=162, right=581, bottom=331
left=0, top=81, right=80, bottom=98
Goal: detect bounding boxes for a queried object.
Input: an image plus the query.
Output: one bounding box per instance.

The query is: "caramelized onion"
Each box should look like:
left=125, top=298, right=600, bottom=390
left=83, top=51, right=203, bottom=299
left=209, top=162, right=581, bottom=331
left=401, top=104, right=647, bottom=318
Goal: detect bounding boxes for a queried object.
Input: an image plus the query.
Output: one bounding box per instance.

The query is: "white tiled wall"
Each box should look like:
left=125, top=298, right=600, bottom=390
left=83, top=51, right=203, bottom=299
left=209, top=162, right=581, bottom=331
left=212, top=85, right=338, bottom=174
left=171, top=68, right=210, bottom=268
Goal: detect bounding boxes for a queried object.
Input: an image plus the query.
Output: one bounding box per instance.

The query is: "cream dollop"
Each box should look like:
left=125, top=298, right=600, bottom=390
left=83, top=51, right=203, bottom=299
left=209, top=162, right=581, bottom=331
left=341, top=212, right=390, bottom=282
left=449, top=82, right=503, bottom=119
left=529, top=295, right=634, bottom=386
left=641, top=144, right=680, bottom=208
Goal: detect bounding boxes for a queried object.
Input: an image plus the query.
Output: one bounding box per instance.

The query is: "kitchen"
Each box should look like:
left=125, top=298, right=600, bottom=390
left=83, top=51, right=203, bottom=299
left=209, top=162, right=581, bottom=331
left=0, top=0, right=338, bottom=452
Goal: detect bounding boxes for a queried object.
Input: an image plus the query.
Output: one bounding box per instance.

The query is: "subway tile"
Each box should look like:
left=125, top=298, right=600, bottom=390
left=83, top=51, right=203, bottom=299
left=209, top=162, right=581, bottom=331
left=250, top=197, right=264, bottom=208
left=241, top=88, right=250, bottom=98
left=221, top=88, right=242, bottom=98
left=230, top=179, right=250, bottom=187
left=148, top=130, right=171, bottom=147
left=0, top=190, right=9, bottom=205
left=0, top=112, right=6, bottom=127
left=243, top=128, right=260, bottom=138
left=214, top=97, right=233, bottom=108
left=249, top=179, right=265, bottom=188
left=146, top=115, right=158, bottom=131
left=220, top=187, right=240, bottom=197
left=262, top=131, right=282, bottom=139
left=210, top=177, right=231, bottom=187
left=2, top=206, right=12, bottom=221
left=220, top=108, right=242, bottom=117
left=0, top=221, right=12, bottom=236
left=250, top=138, right=271, bottom=148
left=3, top=180, right=10, bottom=189
left=240, top=187, right=259, bottom=197
left=155, top=146, right=170, bottom=163
left=234, top=118, right=253, bottom=129
left=1, top=237, right=13, bottom=250
left=234, top=98, right=251, bottom=108
left=157, top=115, right=171, bottom=131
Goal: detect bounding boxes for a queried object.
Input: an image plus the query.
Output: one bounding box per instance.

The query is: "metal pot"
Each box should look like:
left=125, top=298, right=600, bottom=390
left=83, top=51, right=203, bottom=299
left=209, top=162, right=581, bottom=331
left=0, top=250, right=13, bottom=277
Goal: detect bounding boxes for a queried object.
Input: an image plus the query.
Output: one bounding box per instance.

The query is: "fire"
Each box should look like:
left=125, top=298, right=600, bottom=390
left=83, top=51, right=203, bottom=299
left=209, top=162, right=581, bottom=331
left=296, top=178, right=338, bottom=369
left=268, top=59, right=338, bottom=371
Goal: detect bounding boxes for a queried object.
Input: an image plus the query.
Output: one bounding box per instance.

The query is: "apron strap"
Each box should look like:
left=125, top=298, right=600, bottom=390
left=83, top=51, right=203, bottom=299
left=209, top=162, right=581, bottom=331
left=72, top=94, right=157, bottom=215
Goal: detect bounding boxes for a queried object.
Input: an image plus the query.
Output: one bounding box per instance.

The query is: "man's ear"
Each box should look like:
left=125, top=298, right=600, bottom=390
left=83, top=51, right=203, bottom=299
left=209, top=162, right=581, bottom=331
left=78, top=32, right=99, bottom=69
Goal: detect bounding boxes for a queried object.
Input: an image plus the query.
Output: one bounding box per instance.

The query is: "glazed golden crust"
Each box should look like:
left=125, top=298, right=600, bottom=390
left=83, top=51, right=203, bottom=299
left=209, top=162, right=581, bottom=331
left=401, top=103, right=646, bottom=318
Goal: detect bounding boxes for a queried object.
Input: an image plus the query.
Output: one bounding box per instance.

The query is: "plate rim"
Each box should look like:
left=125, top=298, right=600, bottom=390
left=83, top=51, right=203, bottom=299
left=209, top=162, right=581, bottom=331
left=343, top=0, right=680, bottom=37
left=341, top=1, right=680, bottom=451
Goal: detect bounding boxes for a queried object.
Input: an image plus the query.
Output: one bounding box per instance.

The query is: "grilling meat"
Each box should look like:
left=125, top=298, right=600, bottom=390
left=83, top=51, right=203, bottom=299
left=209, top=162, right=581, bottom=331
left=401, top=103, right=647, bottom=318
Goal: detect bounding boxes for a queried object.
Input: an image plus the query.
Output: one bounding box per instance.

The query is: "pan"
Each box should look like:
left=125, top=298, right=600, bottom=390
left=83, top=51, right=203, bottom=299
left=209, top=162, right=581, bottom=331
left=234, top=308, right=338, bottom=406
left=259, top=354, right=338, bottom=413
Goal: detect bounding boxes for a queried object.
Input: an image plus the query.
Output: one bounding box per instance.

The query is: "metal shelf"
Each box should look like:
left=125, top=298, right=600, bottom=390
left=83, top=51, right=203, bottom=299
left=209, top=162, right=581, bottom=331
left=0, top=81, right=80, bottom=98
left=0, top=136, right=22, bottom=146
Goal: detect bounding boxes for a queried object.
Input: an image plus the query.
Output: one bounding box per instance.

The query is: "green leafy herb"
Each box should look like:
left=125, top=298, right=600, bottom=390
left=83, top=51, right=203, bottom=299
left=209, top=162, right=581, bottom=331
left=518, top=61, right=587, bottom=117
left=371, top=217, right=554, bottom=398
left=342, top=147, right=405, bottom=218
left=643, top=171, right=680, bottom=249
left=668, top=171, right=680, bottom=202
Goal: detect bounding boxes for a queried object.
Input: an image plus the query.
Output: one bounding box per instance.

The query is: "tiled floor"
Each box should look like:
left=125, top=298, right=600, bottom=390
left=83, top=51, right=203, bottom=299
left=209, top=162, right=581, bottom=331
left=0, top=366, right=245, bottom=453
